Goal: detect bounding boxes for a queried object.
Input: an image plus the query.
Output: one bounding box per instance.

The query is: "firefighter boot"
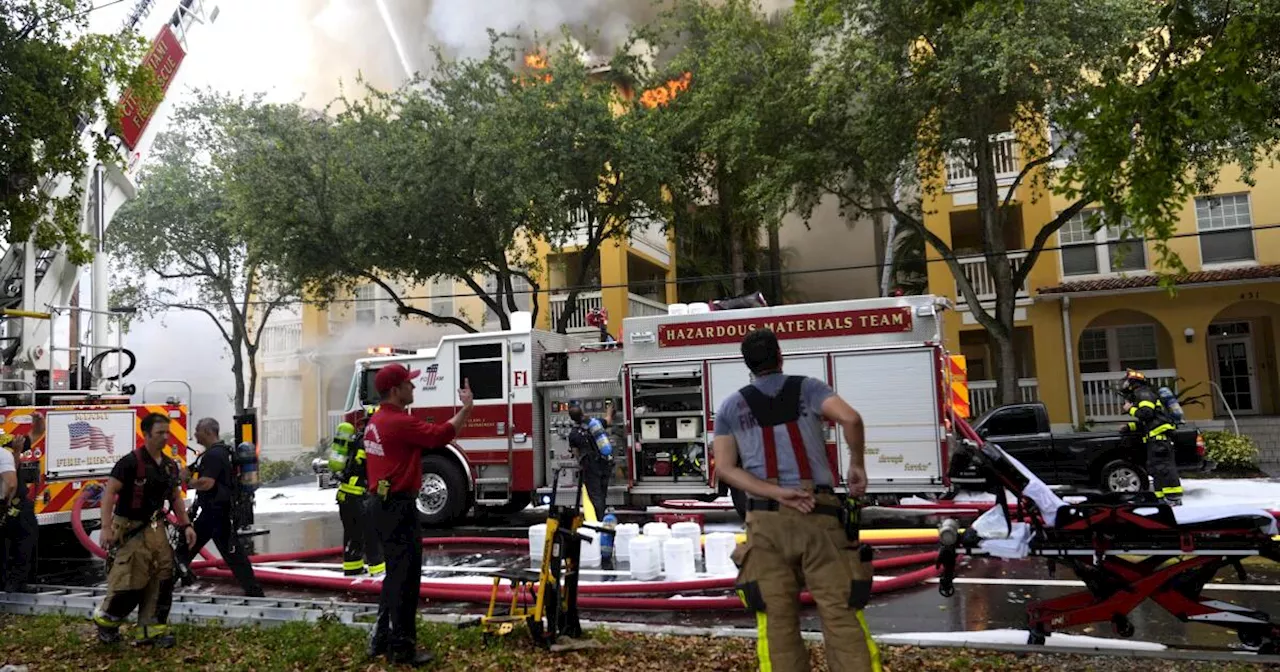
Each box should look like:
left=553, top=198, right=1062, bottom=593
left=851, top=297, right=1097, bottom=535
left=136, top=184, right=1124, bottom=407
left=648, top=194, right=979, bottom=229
left=92, top=609, right=124, bottom=645
left=134, top=623, right=176, bottom=649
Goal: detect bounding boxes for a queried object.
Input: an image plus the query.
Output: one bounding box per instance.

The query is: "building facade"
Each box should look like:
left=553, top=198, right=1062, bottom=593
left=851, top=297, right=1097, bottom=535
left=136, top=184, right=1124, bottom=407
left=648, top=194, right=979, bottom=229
left=926, top=129, right=1280, bottom=468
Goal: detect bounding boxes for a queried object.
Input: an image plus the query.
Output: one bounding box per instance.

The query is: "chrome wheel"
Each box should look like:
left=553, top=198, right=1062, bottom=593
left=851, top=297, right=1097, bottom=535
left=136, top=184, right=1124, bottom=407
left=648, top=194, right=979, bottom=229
left=1107, top=466, right=1141, bottom=492
left=417, top=473, right=449, bottom=517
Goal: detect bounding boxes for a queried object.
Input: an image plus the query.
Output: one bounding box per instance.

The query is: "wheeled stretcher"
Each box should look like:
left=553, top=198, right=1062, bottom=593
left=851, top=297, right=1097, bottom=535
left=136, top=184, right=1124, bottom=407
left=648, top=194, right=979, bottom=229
left=937, top=415, right=1280, bottom=653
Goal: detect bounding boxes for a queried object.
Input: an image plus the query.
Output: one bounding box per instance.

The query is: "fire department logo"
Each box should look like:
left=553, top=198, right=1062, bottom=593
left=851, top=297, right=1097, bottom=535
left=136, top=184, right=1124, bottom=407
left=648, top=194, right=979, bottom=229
left=419, top=363, right=440, bottom=391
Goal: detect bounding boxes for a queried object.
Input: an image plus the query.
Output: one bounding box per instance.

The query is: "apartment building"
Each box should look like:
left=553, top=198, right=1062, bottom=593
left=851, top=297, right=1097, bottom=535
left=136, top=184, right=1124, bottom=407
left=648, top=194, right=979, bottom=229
left=926, top=129, right=1280, bottom=468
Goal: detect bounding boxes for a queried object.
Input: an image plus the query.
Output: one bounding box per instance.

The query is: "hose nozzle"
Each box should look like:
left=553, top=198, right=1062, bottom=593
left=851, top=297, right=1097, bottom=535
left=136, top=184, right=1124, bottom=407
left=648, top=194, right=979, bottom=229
left=938, top=518, right=960, bottom=548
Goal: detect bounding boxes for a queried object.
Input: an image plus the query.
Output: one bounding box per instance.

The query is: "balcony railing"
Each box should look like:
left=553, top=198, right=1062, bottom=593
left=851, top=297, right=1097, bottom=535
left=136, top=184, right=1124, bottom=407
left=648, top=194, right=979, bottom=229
left=261, top=321, right=302, bottom=358
left=968, top=379, right=1040, bottom=419
left=261, top=416, right=303, bottom=459
left=326, top=410, right=347, bottom=436
left=1081, top=369, right=1178, bottom=421
left=628, top=293, right=668, bottom=318
left=945, top=132, right=1021, bottom=192
left=549, top=291, right=604, bottom=332
left=955, top=250, right=1030, bottom=306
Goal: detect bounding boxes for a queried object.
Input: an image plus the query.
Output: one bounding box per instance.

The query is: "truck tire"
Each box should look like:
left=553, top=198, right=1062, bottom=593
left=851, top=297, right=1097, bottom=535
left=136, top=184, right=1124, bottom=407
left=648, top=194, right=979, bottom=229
left=1099, top=459, right=1149, bottom=494
left=416, top=454, right=469, bottom=526
left=730, top=486, right=747, bottom=521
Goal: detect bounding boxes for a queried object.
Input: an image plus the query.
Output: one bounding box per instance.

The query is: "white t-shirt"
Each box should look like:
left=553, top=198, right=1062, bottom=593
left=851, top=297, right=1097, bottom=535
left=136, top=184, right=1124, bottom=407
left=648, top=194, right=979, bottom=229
left=0, top=448, right=14, bottom=500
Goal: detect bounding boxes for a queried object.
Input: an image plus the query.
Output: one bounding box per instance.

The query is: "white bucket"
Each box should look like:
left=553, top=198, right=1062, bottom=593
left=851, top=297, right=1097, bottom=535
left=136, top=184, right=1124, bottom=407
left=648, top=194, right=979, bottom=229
left=704, top=532, right=738, bottom=576
left=668, top=303, right=689, bottom=315
left=662, top=537, right=696, bottom=582
left=642, top=522, right=671, bottom=570
left=687, top=302, right=711, bottom=314
left=528, top=523, right=548, bottom=567
left=615, top=523, right=641, bottom=561
left=579, top=528, right=602, bottom=569
left=671, top=521, right=703, bottom=564
left=629, top=536, right=661, bottom=580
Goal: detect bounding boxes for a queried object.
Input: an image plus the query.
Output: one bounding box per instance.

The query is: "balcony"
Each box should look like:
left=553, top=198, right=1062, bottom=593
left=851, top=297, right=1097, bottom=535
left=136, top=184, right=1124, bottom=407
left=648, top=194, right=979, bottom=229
left=260, top=320, right=302, bottom=372
left=550, top=291, right=669, bottom=332
left=955, top=251, right=1030, bottom=306
left=945, top=132, right=1021, bottom=193
left=261, top=416, right=303, bottom=459
left=552, top=218, right=671, bottom=267
left=1081, top=369, right=1177, bottom=421
left=968, top=378, right=1039, bottom=419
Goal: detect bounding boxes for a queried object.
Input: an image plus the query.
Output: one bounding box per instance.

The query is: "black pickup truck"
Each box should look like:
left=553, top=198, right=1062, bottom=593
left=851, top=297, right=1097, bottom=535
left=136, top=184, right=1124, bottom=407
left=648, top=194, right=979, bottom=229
left=951, top=402, right=1209, bottom=493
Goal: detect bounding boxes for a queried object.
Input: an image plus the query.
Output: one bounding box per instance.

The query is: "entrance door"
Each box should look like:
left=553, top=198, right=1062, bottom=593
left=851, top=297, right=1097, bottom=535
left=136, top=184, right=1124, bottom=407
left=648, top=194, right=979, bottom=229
left=1210, top=335, right=1258, bottom=415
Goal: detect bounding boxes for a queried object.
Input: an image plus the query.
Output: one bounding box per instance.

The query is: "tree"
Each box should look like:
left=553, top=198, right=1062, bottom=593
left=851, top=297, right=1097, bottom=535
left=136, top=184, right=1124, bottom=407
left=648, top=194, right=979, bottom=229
left=1, top=1, right=158, bottom=262
left=791, top=0, right=1280, bottom=404
left=109, top=92, right=297, bottom=414
left=635, top=0, right=817, bottom=303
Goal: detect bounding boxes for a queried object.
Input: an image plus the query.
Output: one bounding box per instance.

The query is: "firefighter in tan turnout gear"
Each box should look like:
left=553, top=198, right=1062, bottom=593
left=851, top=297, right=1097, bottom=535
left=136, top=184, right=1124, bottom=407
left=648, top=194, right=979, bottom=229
left=713, top=328, right=881, bottom=672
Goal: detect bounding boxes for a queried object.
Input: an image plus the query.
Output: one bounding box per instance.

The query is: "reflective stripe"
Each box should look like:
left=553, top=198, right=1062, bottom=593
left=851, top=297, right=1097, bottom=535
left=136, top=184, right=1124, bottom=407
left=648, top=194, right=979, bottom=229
left=857, top=610, right=882, bottom=672
left=1137, top=400, right=1157, bottom=409
left=1162, top=486, right=1184, bottom=495
left=755, top=611, right=772, bottom=672
left=367, top=562, right=386, bottom=576
left=338, top=483, right=366, bottom=496
left=135, top=624, right=170, bottom=640
left=1126, top=422, right=1137, bottom=432
left=1127, top=406, right=1139, bottom=417
left=1148, top=423, right=1175, bottom=439
left=355, top=448, right=366, bottom=462
left=342, top=560, right=365, bottom=571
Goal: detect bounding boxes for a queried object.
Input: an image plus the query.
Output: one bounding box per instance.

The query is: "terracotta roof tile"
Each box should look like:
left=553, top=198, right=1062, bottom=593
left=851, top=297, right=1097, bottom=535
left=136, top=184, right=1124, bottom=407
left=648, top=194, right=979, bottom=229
left=1036, top=264, right=1280, bottom=295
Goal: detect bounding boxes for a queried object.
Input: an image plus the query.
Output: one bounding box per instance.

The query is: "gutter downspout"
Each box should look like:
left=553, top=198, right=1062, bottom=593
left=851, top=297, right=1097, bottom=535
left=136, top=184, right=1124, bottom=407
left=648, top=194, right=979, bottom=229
left=1061, top=296, right=1080, bottom=429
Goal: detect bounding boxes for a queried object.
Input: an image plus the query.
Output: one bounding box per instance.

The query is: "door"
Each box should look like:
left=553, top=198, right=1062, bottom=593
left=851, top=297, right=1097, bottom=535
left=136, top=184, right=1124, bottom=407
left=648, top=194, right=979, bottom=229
left=976, top=406, right=1058, bottom=483
left=1211, top=335, right=1258, bottom=415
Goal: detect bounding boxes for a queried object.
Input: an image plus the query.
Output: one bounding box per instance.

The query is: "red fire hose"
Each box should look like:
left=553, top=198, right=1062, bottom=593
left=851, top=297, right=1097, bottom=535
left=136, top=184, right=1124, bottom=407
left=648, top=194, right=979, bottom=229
left=71, top=487, right=944, bottom=610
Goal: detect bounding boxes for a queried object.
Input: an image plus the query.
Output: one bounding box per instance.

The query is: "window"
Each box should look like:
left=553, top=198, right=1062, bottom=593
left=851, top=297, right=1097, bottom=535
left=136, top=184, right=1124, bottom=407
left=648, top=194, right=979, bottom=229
left=483, top=274, right=533, bottom=325
left=354, top=284, right=376, bottom=325
left=1195, top=194, right=1255, bottom=264
left=1049, top=123, right=1077, bottom=163
left=1078, top=325, right=1158, bottom=373
left=376, top=281, right=400, bottom=321
left=1058, top=209, right=1145, bottom=276
left=430, top=276, right=454, bottom=317
left=981, top=406, right=1040, bottom=437
left=458, top=343, right=504, bottom=401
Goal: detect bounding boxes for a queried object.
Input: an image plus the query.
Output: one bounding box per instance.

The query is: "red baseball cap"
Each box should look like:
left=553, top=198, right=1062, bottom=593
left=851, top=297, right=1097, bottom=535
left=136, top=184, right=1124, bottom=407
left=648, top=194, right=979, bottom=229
left=374, top=363, right=420, bottom=394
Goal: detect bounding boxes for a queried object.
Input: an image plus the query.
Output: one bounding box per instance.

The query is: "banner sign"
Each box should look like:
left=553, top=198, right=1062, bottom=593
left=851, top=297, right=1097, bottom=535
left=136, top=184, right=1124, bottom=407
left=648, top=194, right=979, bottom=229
left=117, top=24, right=186, bottom=150
left=657, top=307, right=914, bottom=347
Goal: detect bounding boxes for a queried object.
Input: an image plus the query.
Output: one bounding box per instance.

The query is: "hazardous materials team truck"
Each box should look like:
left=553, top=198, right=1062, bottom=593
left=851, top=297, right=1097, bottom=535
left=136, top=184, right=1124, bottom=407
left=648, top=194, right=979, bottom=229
left=340, top=295, right=964, bottom=525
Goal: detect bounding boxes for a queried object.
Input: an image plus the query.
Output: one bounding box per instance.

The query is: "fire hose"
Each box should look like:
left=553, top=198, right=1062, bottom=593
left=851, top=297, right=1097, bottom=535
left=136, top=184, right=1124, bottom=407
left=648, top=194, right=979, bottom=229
left=71, top=486, right=944, bottom=611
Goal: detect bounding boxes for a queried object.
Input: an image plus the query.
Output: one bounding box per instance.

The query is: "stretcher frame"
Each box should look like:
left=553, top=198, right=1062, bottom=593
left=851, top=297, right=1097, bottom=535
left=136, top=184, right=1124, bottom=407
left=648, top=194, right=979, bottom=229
left=937, top=416, right=1280, bottom=654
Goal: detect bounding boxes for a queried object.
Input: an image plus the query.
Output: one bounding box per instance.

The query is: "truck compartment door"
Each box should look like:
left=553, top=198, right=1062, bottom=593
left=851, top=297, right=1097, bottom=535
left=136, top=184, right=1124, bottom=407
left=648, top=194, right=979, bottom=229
left=831, top=348, right=943, bottom=488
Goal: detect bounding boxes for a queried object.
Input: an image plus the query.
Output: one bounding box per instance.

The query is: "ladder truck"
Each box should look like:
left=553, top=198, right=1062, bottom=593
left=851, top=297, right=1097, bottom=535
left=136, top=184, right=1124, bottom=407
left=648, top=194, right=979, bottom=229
left=3, top=0, right=218, bottom=529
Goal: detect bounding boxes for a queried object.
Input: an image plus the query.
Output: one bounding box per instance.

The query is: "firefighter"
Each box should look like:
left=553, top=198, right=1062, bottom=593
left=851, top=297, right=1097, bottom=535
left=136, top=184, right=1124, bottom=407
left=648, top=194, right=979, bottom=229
left=567, top=402, right=613, bottom=521
left=1, top=433, right=38, bottom=592
left=713, top=328, right=880, bottom=672
left=364, top=365, right=473, bottom=666
left=335, top=407, right=384, bottom=577
left=1120, top=370, right=1183, bottom=505
left=93, top=413, right=197, bottom=647
left=186, top=418, right=265, bottom=596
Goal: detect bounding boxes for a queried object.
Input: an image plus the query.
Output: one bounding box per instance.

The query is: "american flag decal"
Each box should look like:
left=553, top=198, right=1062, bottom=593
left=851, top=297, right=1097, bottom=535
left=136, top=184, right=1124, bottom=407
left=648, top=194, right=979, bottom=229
left=422, top=363, right=439, bottom=390
left=68, top=421, right=115, bottom=452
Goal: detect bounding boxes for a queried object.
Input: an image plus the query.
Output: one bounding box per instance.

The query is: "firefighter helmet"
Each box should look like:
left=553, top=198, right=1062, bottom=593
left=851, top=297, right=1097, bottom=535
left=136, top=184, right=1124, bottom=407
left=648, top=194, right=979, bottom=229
left=1119, top=369, right=1148, bottom=393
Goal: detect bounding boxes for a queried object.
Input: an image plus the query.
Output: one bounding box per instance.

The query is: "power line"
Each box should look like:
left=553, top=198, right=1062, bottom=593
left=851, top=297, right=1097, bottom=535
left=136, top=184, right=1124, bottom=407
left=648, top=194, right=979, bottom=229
left=150, top=219, right=1280, bottom=311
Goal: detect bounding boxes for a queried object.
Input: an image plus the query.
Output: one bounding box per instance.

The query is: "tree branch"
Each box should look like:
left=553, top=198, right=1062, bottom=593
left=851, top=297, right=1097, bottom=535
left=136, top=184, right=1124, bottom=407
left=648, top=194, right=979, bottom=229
left=1001, top=142, right=1069, bottom=211
left=362, top=272, right=478, bottom=333
left=1013, top=197, right=1089, bottom=289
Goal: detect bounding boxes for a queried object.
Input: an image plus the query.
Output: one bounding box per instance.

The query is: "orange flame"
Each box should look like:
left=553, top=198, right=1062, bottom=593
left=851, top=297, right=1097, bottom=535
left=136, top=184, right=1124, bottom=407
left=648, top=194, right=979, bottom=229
left=640, top=72, right=692, bottom=109
left=524, top=52, right=548, bottom=70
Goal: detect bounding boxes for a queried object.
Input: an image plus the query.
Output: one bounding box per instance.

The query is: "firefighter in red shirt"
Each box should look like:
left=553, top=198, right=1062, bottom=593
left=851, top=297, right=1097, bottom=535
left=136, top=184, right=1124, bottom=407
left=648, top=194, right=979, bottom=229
left=363, top=363, right=473, bottom=666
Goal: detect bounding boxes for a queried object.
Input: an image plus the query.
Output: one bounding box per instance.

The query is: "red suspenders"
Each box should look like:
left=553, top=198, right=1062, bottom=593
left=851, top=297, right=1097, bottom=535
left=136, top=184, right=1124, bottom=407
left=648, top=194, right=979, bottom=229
left=740, top=376, right=839, bottom=485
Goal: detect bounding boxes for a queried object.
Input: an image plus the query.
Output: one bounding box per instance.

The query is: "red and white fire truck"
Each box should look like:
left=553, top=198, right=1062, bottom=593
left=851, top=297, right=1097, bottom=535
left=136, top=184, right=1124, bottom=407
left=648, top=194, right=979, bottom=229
left=341, top=295, right=965, bottom=525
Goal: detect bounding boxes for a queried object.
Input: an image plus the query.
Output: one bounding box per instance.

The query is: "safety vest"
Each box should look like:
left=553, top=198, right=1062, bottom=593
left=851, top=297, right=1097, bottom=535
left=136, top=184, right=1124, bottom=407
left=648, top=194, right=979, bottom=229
left=737, top=376, right=837, bottom=485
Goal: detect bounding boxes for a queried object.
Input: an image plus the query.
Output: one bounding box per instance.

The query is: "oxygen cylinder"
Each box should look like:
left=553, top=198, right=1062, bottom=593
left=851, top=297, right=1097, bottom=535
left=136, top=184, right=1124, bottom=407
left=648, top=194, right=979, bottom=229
left=600, top=513, right=617, bottom=569
left=587, top=417, right=613, bottom=457
left=327, top=422, right=357, bottom=473
left=234, top=441, right=260, bottom=492
left=1157, top=386, right=1185, bottom=422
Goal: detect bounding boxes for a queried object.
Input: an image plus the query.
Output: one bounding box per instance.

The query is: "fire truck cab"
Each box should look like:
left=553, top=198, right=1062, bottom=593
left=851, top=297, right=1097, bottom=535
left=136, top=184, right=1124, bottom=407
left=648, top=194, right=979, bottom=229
left=342, top=295, right=961, bottom=526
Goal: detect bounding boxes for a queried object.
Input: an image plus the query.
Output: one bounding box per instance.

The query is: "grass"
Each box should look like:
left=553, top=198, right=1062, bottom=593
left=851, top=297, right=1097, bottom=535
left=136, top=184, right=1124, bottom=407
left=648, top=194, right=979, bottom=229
left=0, top=614, right=1274, bottom=672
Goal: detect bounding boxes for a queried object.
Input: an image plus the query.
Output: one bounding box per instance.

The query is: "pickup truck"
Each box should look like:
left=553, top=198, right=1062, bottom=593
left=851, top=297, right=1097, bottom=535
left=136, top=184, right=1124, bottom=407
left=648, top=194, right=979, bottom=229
left=950, top=402, right=1209, bottom=494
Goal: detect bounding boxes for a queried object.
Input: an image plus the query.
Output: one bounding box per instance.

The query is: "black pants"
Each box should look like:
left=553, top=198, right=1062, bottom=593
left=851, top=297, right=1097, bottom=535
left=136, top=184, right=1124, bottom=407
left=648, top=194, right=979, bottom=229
left=340, top=494, right=384, bottom=575
left=1146, top=437, right=1183, bottom=502
left=580, top=457, right=611, bottom=518
left=189, top=507, right=263, bottom=596
left=1, top=500, right=37, bottom=591
left=371, top=496, right=422, bottom=656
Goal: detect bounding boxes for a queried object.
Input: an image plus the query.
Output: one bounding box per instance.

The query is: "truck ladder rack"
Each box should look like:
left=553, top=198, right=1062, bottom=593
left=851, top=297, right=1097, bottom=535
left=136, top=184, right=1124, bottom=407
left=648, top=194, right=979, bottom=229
left=0, top=585, right=383, bottom=628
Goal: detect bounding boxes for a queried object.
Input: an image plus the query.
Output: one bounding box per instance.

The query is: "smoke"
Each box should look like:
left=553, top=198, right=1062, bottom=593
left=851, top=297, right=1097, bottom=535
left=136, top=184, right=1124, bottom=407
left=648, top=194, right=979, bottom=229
left=291, top=0, right=799, bottom=103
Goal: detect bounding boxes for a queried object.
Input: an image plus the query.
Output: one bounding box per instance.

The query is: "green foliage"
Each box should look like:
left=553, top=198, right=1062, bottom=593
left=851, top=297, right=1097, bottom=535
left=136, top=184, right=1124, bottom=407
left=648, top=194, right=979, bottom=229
left=257, top=458, right=301, bottom=485
left=632, top=0, right=816, bottom=302
left=0, top=1, right=158, bottom=262
left=109, top=92, right=297, bottom=413
left=1202, top=431, right=1260, bottom=471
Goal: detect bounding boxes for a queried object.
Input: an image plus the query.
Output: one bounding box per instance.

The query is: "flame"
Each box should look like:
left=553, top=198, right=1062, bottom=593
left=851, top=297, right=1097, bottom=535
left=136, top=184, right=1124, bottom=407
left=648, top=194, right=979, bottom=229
left=524, top=52, right=548, bottom=70
left=640, top=72, right=692, bottom=109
